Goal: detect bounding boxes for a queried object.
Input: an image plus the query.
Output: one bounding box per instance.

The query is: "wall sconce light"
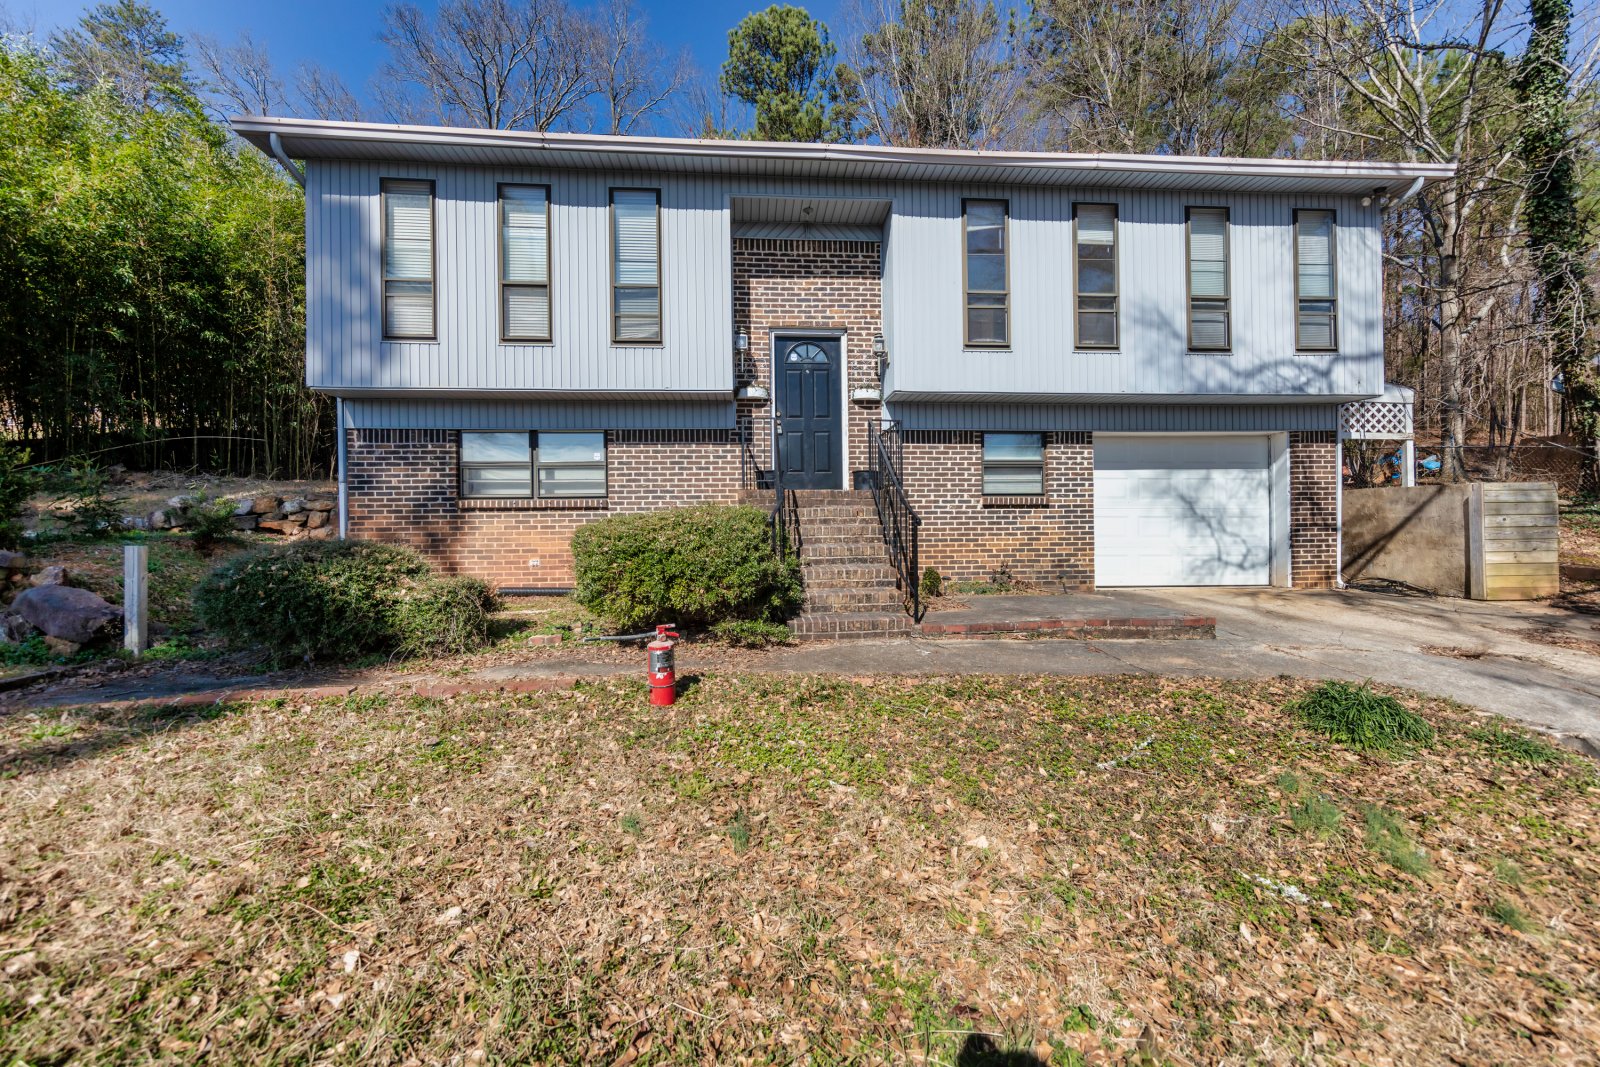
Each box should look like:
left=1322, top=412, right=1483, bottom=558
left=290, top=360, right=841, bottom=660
left=872, top=334, right=886, bottom=358
left=735, top=331, right=749, bottom=352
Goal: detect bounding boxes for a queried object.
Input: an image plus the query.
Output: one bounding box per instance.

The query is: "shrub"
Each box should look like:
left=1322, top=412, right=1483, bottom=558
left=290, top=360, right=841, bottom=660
left=194, top=539, right=496, bottom=663
left=393, top=576, right=499, bottom=656
left=49, top=460, right=126, bottom=537
left=919, top=566, right=943, bottom=600
left=572, top=505, right=802, bottom=630
left=184, top=491, right=239, bottom=550
left=1469, top=722, right=1563, bottom=765
left=0, top=442, right=39, bottom=549
left=709, top=619, right=792, bottom=648
left=1288, top=680, right=1434, bottom=752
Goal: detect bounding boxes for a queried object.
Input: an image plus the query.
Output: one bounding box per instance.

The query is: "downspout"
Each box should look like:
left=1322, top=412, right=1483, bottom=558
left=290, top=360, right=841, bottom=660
left=268, top=133, right=306, bottom=188
left=1335, top=422, right=1346, bottom=589
left=336, top=398, right=349, bottom=539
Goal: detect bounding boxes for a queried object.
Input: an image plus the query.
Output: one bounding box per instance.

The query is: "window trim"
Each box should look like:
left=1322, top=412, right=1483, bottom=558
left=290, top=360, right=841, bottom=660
left=609, top=187, right=663, bottom=346
left=1185, top=205, right=1231, bottom=352
left=381, top=178, right=437, bottom=342
left=1072, top=201, right=1120, bottom=351
left=981, top=432, right=1045, bottom=497
left=498, top=182, right=553, bottom=344
left=458, top=431, right=609, bottom=501
left=962, top=197, right=1011, bottom=349
left=1293, top=207, right=1339, bottom=352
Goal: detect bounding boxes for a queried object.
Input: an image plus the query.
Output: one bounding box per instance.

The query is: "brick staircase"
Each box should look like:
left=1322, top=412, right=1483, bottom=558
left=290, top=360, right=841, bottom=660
left=744, top=489, right=915, bottom=641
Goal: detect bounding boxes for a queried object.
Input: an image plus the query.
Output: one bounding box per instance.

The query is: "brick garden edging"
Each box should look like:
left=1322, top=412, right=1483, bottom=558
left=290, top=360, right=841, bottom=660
left=919, top=615, right=1215, bottom=640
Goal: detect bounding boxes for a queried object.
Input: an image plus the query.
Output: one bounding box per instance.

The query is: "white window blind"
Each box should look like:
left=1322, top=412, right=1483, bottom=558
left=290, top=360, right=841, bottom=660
left=501, top=185, right=550, bottom=341
left=382, top=179, right=433, bottom=338
left=1188, top=207, right=1230, bottom=349
left=611, top=189, right=660, bottom=342
left=1075, top=203, right=1118, bottom=348
left=1296, top=210, right=1337, bottom=349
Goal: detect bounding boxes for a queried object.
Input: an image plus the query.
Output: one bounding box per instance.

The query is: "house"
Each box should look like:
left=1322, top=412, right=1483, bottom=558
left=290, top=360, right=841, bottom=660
left=232, top=117, right=1450, bottom=633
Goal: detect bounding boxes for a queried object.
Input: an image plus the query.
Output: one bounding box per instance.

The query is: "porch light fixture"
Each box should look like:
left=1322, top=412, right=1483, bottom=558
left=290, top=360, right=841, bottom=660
left=735, top=331, right=749, bottom=351
left=872, top=334, right=886, bottom=357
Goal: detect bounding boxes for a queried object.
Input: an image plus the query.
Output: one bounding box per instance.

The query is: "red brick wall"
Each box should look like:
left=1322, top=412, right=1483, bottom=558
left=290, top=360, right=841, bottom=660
left=345, top=429, right=740, bottom=589
left=732, top=239, right=881, bottom=478
left=1290, top=431, right=1340, bottom=588
left=902, top=431, right=1095, bottom=589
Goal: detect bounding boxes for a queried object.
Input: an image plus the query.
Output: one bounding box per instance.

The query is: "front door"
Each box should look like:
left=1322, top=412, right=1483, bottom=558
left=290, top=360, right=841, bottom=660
left=775, top=336, right=842, bottom=490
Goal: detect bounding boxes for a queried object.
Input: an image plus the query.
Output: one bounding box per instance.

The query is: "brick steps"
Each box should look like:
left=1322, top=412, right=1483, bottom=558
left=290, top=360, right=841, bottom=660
left=784, top=490, right=915, bottom=641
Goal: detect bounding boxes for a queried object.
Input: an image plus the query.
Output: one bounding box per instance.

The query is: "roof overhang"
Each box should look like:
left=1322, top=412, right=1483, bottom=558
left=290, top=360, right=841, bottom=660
left=233, top=117, right=1455, bottom=196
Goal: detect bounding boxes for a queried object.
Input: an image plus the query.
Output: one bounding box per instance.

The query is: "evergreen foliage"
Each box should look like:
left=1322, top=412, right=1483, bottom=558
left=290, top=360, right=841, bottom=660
left=720, top=4, right=858, bottom=142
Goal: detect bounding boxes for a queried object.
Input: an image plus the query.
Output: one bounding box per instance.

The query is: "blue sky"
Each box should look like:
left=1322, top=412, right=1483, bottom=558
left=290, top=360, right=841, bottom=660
left=8, top=0, right=844, bottom=122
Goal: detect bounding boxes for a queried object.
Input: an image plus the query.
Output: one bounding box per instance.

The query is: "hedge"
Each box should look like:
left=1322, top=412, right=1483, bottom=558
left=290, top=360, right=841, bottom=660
left=572, top=505, right=802, bottom=630
left=194, top=539, right=498, bottom=662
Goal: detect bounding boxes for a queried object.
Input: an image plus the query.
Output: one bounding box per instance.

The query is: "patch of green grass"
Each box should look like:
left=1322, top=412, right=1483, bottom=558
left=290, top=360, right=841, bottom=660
left=1493, top=858, right=1525, bottom=886
left=1363, top=805, right=1430, bottom=877
left=727, top=808, right=752, bottom=853
left=137, top=636, right=223, bottom=663
left=1290, top=793, right=1342, bottom=836
left=620, top=813, right=643, bottom=836
left=1289, top=681, right=1434, bottom=752
left=1488, top=898, right=1538, bottom=934
left=1470, top=723, right=1564, bottom=765
left=26, top=720, right=75, bottom=741
left=1276, top=770, right=1302, bottom=794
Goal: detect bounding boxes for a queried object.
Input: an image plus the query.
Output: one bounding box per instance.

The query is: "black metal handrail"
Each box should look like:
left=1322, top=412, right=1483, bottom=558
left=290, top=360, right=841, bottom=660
left=868, top=420, right=923, bottom=621
left=738, top=414, right=798, bottom=559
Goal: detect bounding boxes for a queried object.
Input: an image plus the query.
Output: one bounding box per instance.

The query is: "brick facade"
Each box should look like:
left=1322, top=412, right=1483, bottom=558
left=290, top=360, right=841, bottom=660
left=903, top=431, right=1096, bottom=589
left=345, top=428, right=740, bottom=589
left=732, top=239, right=881, bottom=477
left=1289, top=431, right=1340, bottom=588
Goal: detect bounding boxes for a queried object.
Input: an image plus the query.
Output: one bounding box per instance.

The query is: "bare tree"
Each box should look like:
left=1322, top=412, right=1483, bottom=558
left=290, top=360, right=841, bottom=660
left=194, top=32, right=286, bottom=117
left=378, top=0, right=597, bottom=130
left=841, top=0, right=1023, bottom=149
left=1284, top=0, right=1529, bottom=473
left=589, top=0, right=690, bottom=134
left=295, top=62, right=365, bottom=121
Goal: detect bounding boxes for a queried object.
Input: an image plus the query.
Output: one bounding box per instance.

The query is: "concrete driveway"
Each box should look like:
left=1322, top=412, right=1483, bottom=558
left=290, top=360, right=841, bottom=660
left=756, top=586, right=1600, bottom=753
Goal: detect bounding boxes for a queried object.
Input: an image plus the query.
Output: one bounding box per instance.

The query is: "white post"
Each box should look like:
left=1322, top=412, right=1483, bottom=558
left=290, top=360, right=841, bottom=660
left=1401, top=439, right=1417, bottom=487
left=123, top=544, right=148, bottom=656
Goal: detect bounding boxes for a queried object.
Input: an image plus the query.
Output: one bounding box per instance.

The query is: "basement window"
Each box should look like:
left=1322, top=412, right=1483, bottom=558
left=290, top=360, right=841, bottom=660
left=982, top=433, right=1044, bottom=496
left=460, top=432, right=607, bottom=499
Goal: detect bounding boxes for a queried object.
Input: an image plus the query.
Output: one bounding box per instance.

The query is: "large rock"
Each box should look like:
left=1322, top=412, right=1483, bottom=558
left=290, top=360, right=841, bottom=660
left=250, top=495, right=279, bottom=515
left=281, top=497, right=308, bottom=515
left=304, top=510, right=330, bottom=530
left=0, top=550, right=26, bottom=571
left=12, top=585, right=120, bottom=645
left=30, top=565, right=66, bottom=588
left=306, top=498, right=336, bottom=511
left=0, top=611, right=36, bottom=643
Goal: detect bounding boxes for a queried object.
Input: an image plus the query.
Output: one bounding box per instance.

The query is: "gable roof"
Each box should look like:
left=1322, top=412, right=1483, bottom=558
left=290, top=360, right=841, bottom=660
left=233, top=116, right=1453, bottom=197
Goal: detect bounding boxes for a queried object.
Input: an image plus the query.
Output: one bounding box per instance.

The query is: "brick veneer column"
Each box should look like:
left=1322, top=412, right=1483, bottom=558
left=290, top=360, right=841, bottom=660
left=731, top=239, right=882, bottom=478
left=901, top=431, right=1094, bottom=589
left=345, top=428, right=742, bottom=589
left=1289, top=430, right=1339, bottom=588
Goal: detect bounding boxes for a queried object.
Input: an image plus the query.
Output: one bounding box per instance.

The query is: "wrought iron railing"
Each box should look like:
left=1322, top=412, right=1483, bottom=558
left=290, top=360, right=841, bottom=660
left=868, top=420, right=923, bottom=621
left=737, top=415, right=799, bottom=559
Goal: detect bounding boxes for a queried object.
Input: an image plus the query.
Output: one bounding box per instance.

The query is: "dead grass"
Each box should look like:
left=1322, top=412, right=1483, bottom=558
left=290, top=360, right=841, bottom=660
left=1, top=675, right=1597, bottom=1065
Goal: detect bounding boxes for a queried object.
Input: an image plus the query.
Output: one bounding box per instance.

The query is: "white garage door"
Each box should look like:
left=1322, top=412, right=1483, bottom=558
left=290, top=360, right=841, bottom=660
left=1094, top=435, right=1273, bottom=586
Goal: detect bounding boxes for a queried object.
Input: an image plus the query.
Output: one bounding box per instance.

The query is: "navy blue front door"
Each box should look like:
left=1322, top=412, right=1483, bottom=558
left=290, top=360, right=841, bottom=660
left=775, top=337, right=842, bottom=490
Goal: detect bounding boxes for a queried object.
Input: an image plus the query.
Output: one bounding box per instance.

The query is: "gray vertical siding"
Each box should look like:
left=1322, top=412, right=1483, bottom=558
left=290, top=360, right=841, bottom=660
left=343, top=398, right=734, bottom=429
left=307, top=161, right=734, bottom=394
left=307, top=161, right=1382, bottom=406
left=891, top=401, right=1341, bottom=432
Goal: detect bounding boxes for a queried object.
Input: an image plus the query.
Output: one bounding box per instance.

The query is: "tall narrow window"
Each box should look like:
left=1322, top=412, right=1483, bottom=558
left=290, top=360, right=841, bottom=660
left=611, top=189, right=660, bottom=343
left=382, top=179, right=434, bottom=339
left=1074, top=203, right=1118, bottom=348
left=1295, top=209, right=1337, bottom=350
left=964, top=199, right=1009, bottom=346
left=501, top=185, right=551, bottom=342
left=1186, top=206, right=1230, bottom=350
left=982, top=433, right=1044, bottom=496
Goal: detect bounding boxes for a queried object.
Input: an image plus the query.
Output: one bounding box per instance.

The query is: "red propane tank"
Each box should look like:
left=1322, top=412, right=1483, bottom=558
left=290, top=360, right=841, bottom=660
left=647, top=624, right=679, bottom=706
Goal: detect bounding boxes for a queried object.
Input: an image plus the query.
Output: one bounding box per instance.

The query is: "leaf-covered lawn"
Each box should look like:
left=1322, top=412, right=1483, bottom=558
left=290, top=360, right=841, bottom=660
left=1, top=675, right=1596, bottom=1065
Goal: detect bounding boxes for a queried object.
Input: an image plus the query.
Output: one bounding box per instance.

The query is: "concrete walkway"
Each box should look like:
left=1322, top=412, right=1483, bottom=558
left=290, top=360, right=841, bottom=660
left=11, top=587, right=1599, bottom=754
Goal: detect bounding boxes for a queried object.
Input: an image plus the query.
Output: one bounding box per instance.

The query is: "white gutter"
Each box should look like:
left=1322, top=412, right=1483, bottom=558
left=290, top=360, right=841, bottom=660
left=336, top=397, right=348, bottom=539
left=267, top=132, right=306, bottom=188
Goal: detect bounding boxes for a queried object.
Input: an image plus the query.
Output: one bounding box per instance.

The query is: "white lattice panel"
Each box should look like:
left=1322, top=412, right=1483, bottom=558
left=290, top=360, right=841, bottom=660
left=1340, top=384, right=1414, bottom=440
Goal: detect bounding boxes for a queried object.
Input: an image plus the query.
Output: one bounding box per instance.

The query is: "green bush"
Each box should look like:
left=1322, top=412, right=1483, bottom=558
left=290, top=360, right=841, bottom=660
left=183, top=491, right=239, bottom=550
left=920, top=566, right=943, bottom=600
left=0, top=442, right=39, bottom=549
left=572, top=505, right=802, bottom=630
left=48, top=460, right=126, bottom=537
left=194, top=539, right=498, bottom=663
left=1288, top=680, right=1435, bottom=752
left=709, top=619, right=793, bottom=648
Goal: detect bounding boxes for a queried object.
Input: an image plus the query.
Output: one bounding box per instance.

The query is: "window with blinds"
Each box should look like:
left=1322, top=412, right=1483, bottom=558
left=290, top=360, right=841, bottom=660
left=982, top=433, right=1044, bottom=495
left=459, top=431, right=607, bottom=499
left=500, top=185, right=551, bottom=342
left=611, top=189, right=661, bottom=343
left=1295, top=209, right=1337, bottom=350
left=382, top=179, right=435, bottom=339
left=1186, top=206, right=1230, bottom=350
left=1074, top=203, right=1118, bottom=349
left=963, top=199, right=1009, bottom=346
